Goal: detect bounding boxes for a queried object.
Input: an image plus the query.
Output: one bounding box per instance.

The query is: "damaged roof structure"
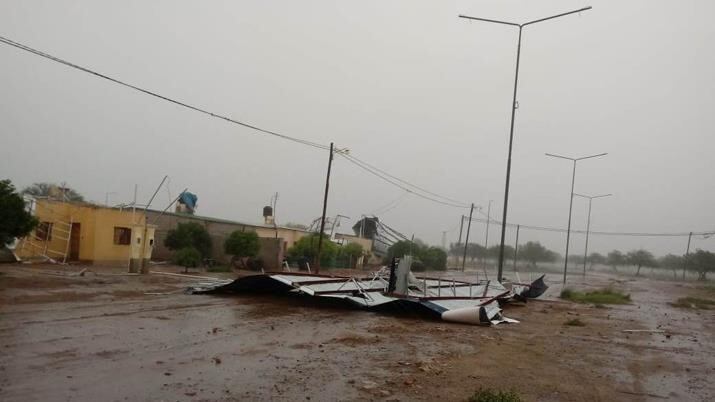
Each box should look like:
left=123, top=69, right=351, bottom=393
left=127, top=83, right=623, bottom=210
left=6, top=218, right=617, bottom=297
left=188, top=256, right=548, bottom=325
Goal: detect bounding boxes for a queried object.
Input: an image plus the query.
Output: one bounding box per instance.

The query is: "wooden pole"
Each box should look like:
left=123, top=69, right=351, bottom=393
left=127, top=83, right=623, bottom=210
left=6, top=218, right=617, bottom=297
left=316, top=143, right=334, bottom=274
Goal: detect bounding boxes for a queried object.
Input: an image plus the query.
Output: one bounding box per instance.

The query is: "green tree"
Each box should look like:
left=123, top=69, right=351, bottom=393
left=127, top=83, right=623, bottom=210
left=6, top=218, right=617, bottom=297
left=164, top=222, right=212, bottom=258
left=386, top=240, right=423, bottom=261
left=0, top=180, right=38, bottom=245
left=224, top=230, right=260, bottom=267
left=485, top=245, right=514, bottom=260
left=448, top=242, right=463, bottom=257
left=658, top=253, right=684, bottom=279
left=22, top=182, right=84, bottom=202
left=386, top=240, right=446, bottom=271
left=518, top=241, right=556, bottom=268
left=467, top=243, right=486, bottom=262
left=607, top=250, right=625, bottom=271
left=173, top=247, right=201, bottom=273
left=337, top=242, right=364, bottom=268
left=626, top=249, right=657, bottom=276
left=287, top=234, right=339, bottom=267
left=687, top=249, right=715, bottom=281
left=588, top=252, right=606, bottom=269
left=340, top=242, right=364, bottom=259
left=421, top=246, right=447, bottom=271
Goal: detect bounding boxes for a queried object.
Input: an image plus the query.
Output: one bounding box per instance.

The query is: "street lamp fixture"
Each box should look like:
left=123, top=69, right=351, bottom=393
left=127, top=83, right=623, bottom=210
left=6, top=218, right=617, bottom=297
left=573, top=192, right=612, bottom=277
left=459, top=6, right=592, bottom=282
left=545, top=152, right=607, bottom=283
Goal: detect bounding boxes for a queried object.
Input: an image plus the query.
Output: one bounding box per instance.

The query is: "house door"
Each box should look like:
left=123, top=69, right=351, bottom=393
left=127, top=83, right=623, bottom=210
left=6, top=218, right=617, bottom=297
left=69, top=223, right=81, bottom=261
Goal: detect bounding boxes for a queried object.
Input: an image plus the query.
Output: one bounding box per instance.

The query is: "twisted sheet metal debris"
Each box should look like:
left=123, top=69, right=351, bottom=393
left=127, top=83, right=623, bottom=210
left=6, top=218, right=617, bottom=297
left=188, top=259, right=547, bottom=325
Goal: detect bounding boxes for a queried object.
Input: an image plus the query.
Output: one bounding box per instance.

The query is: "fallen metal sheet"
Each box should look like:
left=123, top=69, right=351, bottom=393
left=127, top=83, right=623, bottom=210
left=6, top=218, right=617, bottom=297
left=187, top=270, right=547, bottom=325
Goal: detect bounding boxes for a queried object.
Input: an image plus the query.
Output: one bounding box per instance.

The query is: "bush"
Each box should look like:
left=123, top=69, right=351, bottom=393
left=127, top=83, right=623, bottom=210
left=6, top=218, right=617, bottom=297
left=173, top=247, right=201, bottom=273
left=206, top=265, right=232, bottom=273
left=468, top=388, right=523, bottom=402
left=165, top=222, right=212, bottom=258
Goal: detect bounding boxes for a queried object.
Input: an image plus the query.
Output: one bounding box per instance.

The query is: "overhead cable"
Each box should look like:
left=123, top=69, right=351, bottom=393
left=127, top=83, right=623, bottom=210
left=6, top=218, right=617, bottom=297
left=467, top=216, right=715, bottom=238
left=0, top=34, right=473, bottom=211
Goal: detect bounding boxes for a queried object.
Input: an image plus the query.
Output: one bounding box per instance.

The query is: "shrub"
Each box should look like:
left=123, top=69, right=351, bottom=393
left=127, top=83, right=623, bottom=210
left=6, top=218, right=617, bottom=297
left=173, top=247, right=201, bottom=273
left=206, top=265, right=232, bottom=273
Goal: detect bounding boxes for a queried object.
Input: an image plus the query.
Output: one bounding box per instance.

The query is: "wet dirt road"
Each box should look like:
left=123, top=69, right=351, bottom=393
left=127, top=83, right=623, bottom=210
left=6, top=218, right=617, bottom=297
left=0, top=265, right=713, bottom=401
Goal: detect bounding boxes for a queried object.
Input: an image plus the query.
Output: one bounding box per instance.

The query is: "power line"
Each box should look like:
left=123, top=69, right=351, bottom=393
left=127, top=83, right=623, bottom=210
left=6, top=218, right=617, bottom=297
left=0, top=35, right=329, bottom=151
left=346, top=153, right=468, bottom=206
left=368, top=191, right=410, bottom=216
left=339, top=153, right=471, bottom=209
left=466, top=216, right=715, bottom=238
left=0, top=34, right=473, bottom=211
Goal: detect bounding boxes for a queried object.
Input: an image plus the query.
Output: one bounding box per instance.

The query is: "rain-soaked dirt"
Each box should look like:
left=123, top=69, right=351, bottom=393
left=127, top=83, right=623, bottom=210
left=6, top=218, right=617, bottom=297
left=0, top=264, right=713, bottom=401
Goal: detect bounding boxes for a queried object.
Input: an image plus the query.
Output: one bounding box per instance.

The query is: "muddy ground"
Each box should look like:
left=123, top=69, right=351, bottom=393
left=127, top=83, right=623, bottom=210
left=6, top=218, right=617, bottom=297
left=0, top=264, right=713, bottom=402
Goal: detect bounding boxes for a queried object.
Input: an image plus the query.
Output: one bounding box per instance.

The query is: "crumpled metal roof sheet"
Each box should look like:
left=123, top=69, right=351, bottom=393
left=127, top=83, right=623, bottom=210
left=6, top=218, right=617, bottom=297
left=187, top=271, right=547, bottom=325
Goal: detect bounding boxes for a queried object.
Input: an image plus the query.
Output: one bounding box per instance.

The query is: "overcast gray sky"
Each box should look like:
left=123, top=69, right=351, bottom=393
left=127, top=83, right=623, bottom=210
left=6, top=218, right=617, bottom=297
left=1, top=0, right=714, bottom=256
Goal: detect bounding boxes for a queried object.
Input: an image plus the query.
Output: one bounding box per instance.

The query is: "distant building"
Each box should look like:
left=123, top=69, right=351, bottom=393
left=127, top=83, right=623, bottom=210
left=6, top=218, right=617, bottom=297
left=15, top=198, right=155, bottom=270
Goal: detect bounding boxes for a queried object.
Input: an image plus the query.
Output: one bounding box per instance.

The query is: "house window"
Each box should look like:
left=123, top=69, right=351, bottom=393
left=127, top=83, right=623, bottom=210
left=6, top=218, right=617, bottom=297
left=113, top=227, right=132, bottom=245
left=36, top=222, right=53, bottom=241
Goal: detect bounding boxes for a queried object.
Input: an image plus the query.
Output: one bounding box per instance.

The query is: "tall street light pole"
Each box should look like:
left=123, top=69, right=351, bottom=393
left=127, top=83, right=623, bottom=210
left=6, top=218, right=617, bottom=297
left=484, top=200, right=493, bottom=252
left=545, top=152, right=607, bottom=283
left=461, top=203, right=475, bottom=272
left=459, top=6, right=592, bottom=283
left=573, top=193, right=612, bottom=277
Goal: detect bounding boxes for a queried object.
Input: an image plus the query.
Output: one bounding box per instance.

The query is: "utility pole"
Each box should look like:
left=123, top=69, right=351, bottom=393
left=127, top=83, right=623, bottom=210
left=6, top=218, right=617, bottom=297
left=457, top=215, right=465, bottom=245
left=316, top=142, right=334, bottom=274
left=461, top=203, right=474, bottom=272
left=441, top=230, right=447, bottom=251
left=272, top=192, right=279, bottom=239
left=139, top=175, right=168, bottom=274
left=459, top=6, right=593, bottom=284
left=682, top=231, right=693, bottom=280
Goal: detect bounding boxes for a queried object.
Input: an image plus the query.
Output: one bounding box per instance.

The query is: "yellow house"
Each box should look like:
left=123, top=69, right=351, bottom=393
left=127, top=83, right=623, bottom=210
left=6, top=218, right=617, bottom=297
left=16, top=198, right=155, bottom=270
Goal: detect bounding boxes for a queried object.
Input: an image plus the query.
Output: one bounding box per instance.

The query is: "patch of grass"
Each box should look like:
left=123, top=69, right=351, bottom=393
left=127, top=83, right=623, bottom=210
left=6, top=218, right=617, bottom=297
left=560, top=287, right=631, bottom=305
left=671, top=297, right=715, bottom=310
left=206, top=265, right=232, bottom=273
left=468, top=388, right=523, bottom=402
left=563, top=318, right=586, bottom=327
left=593, top=303, right=608, bottom=309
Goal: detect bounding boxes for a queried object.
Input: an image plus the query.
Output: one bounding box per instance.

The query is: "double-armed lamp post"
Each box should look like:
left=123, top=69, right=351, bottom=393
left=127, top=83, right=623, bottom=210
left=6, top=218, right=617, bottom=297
left=459, top=6, right=592, bottom=281
left=573, top=192, right=612, bottom=277
left=545, top=152, right=607, bottom=283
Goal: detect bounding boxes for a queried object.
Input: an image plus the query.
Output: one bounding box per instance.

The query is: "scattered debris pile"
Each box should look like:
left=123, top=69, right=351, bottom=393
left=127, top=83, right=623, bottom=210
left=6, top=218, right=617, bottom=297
left=187, top=256, right=547, bottom=325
